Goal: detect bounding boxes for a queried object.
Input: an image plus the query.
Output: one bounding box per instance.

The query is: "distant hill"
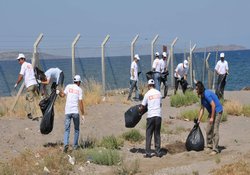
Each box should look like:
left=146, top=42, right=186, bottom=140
left=0, top=51, right=68, bottom=60
left=196, top=44, right=247, bottom=52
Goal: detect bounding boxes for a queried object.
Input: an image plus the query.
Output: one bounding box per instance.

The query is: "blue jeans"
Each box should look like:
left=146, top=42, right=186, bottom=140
left=128, top=80, right=139, bottom=100
left=64, top=113, right=80, bottom=148
left=153, top=72, right=161, bottom=91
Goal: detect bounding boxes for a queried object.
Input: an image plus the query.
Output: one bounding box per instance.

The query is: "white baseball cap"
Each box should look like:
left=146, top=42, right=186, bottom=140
left=183, top=60, right=189, bottom=68
left=155, top=52, right=159, bottom=57
left=16, top=53, right=25, bottom=60
left=73, top=75, right=82, bottom=82
left=220, top=52, right=225, bottom=58
left=162, top=52, right=167, bottom=57
left=148, top=79, right=155, bottom=85
left=134, top=54, right=140, bottom=60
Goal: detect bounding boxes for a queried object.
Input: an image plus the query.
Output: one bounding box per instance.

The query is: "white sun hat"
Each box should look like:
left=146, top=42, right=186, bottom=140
left=16, top=53, right=26, bottom=60
left=134, top=54, right=140, bottom=60
left=155, top=52, right=160, bottom=57
left=162, top=52, right=167, bottom=57
left=220, top=52, right=225, bottom=58
left=73, top=75, right=82, bottom=82
left=183, top=60, right=189, bottom=68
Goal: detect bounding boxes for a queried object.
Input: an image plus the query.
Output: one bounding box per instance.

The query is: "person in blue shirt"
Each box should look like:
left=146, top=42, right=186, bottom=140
left=196, top=81, right=223, bottom=155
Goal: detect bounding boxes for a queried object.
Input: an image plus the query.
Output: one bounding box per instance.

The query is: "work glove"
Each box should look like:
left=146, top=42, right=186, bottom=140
left=56, top=89, right=60, bottom=95
left=14, top=83, right=17, bottom=89
left=37, top=79, right=42, bottom=83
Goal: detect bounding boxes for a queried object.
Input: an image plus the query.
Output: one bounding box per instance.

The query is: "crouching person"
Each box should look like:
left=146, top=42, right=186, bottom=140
left=140, top=79, right=162, bottom=158
left=196, top=81, right=223, bottom=155
left=58, top=75, right=85, bottom=153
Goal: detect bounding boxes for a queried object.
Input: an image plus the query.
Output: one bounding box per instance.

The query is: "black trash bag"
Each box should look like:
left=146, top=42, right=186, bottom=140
left=124, top=104, right=147, bottom=128
left=34, top=66, right=47, bottom=81
left=185, top=119, right=204, bottom=151
left=146, top=71, right=153, bottom=80
left=161, top=71, right=169, bottom=81
left=39, top=89, right=57, bottom=134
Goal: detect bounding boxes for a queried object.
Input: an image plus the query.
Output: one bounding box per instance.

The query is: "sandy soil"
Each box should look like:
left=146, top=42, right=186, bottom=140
left=0, top=90, right=250, bottom=175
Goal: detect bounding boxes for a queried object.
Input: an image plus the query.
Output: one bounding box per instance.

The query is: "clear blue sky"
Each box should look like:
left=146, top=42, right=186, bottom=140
left=0, top=0, right=249, bottom=49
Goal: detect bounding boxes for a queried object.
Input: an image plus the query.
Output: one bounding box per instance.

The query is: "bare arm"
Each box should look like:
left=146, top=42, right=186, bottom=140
left=16, top=74, right=23, bottom=85
left=79, top=100, right=84, bottom=115
left=41, top=78, right=50, bottom=85
left=198, top=106, right=204, bottom=122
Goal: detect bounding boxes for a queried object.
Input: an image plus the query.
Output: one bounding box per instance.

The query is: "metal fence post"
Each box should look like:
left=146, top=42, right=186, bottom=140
left=170, top=37, right=178, bottom=87
left=101, top=35, right=110, bottom=94
left=72, top=34, right=81, bottom=79
left=131, top=35, right=139, bottom=62
left=190, top=44, right=196, bottom=87
left=151, top=35, right=159, bottom=67
left=11, top=33, right=44, bottom=111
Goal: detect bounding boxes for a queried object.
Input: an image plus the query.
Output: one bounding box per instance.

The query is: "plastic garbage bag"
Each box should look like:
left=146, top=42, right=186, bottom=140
left=34, top=66, right=46, bottom=81
left=39, top=89, right=57, bottom=134
left=124, top=104, right=147, bottom=128
left=146, top=71, right=154, bottom=80
left=185, top=119, right=204, bottom=151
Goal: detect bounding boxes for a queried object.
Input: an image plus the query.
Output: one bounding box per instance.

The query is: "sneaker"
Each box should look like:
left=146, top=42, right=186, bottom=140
left=143, top=154, right=152, bottom=158
left=63, top=145, right=69, bottom=153
left=27, top=113, right=33, bottom=119
left=155, top=152, right=163, bottom=158
left=209, top=150, right=219, bottom=155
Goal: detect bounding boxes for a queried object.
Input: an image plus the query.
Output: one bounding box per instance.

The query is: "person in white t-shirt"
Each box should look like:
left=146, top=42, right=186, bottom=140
left=58, top=75, right=85, bottom=153
left=40, top=67, right=64, bottom=96
left=152, top=52, right=161, bottom=91
left=214, top=52, right=229, bottom=99
left=140, top=79, right=162, bottom=158
left=127, top=54, right=140, bottom=101
left=15, top=53, right=38, bottom=119
left=174, top=60, right=189, bottom=95
left=159, top=52, right=169, bottom=98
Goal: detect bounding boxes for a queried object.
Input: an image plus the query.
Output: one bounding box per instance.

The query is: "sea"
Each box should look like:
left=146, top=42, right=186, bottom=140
left=0, top=49, right=250, bottom=97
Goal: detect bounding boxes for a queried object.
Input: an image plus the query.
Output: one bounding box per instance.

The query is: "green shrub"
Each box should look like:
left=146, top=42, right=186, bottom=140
left=180, top=109, right=227, bottom=123
left=170, top=91, right=199, bottom=107
left=99, top=135, right=124, bottom=150
left=122, top=129, right=144, bottom=143
left=79, top=136, right=97, bottom=149
left=115, top=159, right=140, bottom=175
left=242, top=105, right=250, bottom=117
left=85, top=148, right=121, bottom=166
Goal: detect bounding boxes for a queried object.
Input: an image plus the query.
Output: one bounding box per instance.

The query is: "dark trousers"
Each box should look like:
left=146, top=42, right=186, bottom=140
left=127, top=80, right=139, bottom=100
left=145, top=117, right=162, bottom=155
left=216, top=74, right=226, bottom=99
left=174, top=77, right=188, bottom=94
left=161, top=77, right=168, bottom=98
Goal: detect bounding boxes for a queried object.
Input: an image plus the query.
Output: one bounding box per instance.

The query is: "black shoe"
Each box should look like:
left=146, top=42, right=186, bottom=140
left=27, top=113, right=33, bottom=119
left=143, top=154, right=152, bottom=158
left=155, top=152, right=163, bottom=158
left=63, top=145, right=69, bottom=153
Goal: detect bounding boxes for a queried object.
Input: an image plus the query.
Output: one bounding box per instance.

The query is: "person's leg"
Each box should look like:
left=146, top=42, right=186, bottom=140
left=72, top=113, right=80, bottom=149
left=181, top=79, right=188, bottom=94
left=213, top=112, right=222, bottom=152
left=154, top=117, right=162, bottom=156
left=206, top=114, right=214, bottom=148
left=64, top=114, right=72, bottom=152
left=220, top=75, right=226, bottom=99
left=127, top=80, right=136, bottom=100
left=163, top=80, right=168, bottom=98
left=174, top=78, right=179, bottom=95
left=145, top=117, right=155, bottom=157
left=25, top=85, right=37, bottom=118
left=135, top=80, right=139, bottom=100
left=153, top=73, right=160, bottom=91
left=57, top=71, right=64, bottom=90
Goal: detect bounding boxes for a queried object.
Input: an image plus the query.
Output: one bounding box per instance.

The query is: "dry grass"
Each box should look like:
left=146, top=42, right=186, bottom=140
left=212, top=160, right=250, bottom=175
left=82, top=79, right=102, bottom=106
left=224, top=100, right=243, bottom=116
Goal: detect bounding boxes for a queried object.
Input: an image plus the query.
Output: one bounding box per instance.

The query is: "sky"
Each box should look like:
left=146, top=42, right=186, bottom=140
left=0, top=0, right=250, bottom=51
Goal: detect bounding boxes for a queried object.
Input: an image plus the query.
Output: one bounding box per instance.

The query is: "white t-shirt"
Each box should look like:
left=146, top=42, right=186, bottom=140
left=64, top=84, right=83, bottom=114
left=130, top=61, right=138, bottom=81
left=142, top=88, right=162, bottom=118
left=45, top=68, right=62, bottom=84
left=159, top=59, right=167, bottom=73
left=215, top=60, right=229, bottom=75
left=174, top=63, right=188, bottom=78
left=152, top=58, right=161, bottom=72
left=19, top=61, right=37, bottom=88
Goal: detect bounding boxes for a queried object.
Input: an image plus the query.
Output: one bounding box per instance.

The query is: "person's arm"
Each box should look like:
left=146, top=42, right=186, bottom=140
left=198, top=106, right=204, bottom=123
left=58, top=90, right=65, bottom=97
left=41, top=78, right=50, bottom=85
left=79, top=99, right=84, bottom=115
left=209, top=101, right=216, bottom=124
left=16, top=74, right=23, bottom=86
left=131, top=68, right=135, bottom=79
